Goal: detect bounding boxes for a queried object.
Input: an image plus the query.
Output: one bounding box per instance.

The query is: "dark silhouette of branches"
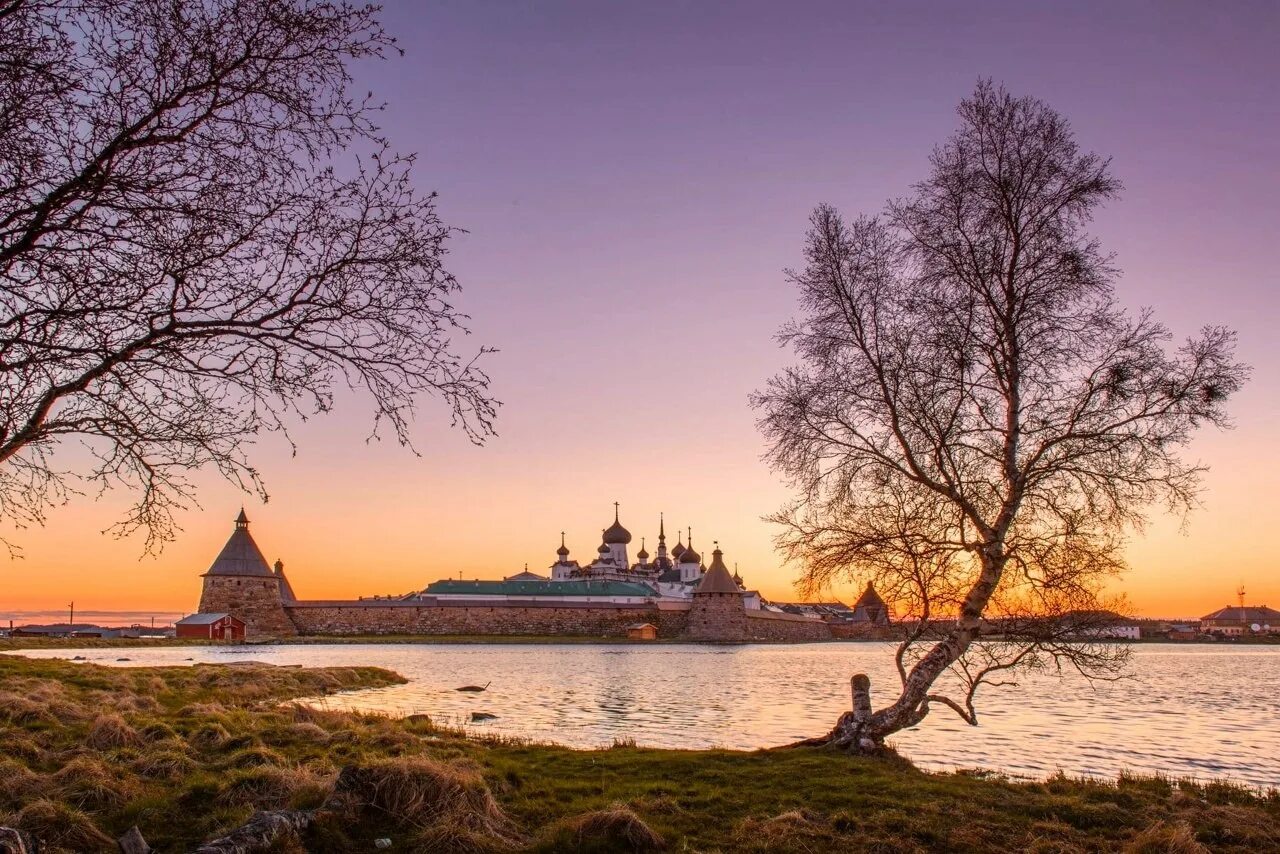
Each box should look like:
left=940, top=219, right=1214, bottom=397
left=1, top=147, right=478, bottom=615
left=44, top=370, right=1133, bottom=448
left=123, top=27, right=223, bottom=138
left=753, top=81, right=1246, bottom=750
left=0, top=0, right=497, bottom=552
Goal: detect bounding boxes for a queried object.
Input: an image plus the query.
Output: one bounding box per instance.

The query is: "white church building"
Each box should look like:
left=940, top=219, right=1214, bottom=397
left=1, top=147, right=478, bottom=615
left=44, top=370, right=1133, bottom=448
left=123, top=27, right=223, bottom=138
left=543, top=506, right=762, bottom=608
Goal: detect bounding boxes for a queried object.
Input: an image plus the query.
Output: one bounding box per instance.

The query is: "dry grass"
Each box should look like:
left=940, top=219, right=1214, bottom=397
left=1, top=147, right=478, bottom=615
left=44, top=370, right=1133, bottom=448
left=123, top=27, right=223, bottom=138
left=187, top=721, right=232, bottom=749
left=50, top=755, right=139, bottom=810
left=0, top=760, right=46, bottom=810
left=178, top=701, right=231, bottom=719
left=9, top=798, right=115, bottom=851
left=559, top=803, right=667, bottom=852
left=0, top=730, right=47, bottom=764
left=216, top=764, right=327, bottom=811
left=130, top=747, right=196, bottom=780
left=735, top=809, right=833, bottom=850
left=0, top=690, right=57, bottom=726
left=286, top=721, right=332, bottom=743
left=1124, top=820, right=1209, bottom=853
left=86, top=712, right=141, bottom=749
left=332, top=757, right=522, bottom=849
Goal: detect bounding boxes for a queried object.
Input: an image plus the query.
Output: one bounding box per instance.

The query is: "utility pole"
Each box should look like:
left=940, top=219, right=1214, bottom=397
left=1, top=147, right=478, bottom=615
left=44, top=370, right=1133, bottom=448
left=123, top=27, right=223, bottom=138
left=68, top=601, right=74, bottom=630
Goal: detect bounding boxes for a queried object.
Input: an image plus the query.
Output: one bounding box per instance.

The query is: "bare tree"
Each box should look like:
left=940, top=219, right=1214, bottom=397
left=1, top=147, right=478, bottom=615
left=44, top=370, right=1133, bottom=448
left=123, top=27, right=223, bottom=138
left=753, top=81, right=1246, bottom=751
left=0, top=0, right=496, bottom=551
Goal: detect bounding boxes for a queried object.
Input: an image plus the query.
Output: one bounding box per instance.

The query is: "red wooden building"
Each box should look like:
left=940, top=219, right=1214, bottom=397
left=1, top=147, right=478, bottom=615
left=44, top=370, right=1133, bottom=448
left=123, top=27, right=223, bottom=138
left=175, top=612, right=245, bottom=640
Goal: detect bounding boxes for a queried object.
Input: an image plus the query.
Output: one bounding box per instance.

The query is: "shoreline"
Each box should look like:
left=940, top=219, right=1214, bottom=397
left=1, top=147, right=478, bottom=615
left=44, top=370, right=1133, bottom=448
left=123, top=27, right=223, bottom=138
left=4, top=632, right=1278, bottom=651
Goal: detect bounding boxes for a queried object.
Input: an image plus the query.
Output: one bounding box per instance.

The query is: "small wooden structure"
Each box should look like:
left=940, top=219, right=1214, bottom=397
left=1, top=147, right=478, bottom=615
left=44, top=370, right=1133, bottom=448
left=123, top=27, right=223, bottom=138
left=626, top=622, right=658, bottom=641
left=175, top=612, right=245, bottom=641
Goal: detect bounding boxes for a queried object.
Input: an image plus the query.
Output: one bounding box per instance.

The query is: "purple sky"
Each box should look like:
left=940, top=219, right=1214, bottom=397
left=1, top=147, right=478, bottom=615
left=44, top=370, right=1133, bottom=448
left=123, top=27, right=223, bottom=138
left=9, top=1, right=1279, bottom=618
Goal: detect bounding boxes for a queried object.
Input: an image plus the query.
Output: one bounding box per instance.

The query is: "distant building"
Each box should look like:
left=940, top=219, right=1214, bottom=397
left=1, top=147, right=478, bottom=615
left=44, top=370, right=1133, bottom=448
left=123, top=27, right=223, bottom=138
left=771, top=602, right=855, bottom=620
left=1200, top=605, right=1280, bottom=636
left=175, top=612, right=245, bottom=640
left=11, top=623, right=114, bottom=638
left=1058, top=610, right=1142, bottom=641
left=627, top=622, right=658, bottom=640
left=544, top=509, right=761, bottom=605
left=197, top=509, right=298, bottom=637
left=187, top=507, right=833, bottom=642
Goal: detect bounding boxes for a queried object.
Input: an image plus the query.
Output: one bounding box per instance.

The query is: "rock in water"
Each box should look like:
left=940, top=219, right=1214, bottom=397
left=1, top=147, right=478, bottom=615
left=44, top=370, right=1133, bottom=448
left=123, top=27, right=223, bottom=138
left=456, top=681, right=491, bottom=692
left=374, top=839, right=392, bottom=850
left=470, top=712, right=498, bottom=721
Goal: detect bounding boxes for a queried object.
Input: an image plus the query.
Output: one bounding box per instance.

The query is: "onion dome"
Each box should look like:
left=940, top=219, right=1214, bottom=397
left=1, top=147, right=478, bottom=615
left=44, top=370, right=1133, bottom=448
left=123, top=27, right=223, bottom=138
left=556, top=531, right=570, bottom=557
left=679, top=536, right=701, bottom=565
left=636, top=537, right=649, bottom=561
left=598, top=541, right=611, bottom=554
left=602, top=504, right=632, bottom=544
left=671, top=538, right=686, bottom=560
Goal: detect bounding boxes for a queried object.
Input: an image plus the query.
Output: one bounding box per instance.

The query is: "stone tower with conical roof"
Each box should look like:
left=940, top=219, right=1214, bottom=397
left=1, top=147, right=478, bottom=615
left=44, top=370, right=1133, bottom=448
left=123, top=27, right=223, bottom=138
left=687, top=543, right=748, bottom=641
left=196, top=510, right=297, bottom=637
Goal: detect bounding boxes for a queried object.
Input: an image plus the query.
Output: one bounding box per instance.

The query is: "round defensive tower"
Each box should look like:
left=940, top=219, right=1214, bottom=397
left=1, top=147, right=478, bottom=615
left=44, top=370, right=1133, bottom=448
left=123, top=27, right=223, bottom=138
left=197, top=510, right=298, bottom=638
left=687, top=544, right=748, bottom=641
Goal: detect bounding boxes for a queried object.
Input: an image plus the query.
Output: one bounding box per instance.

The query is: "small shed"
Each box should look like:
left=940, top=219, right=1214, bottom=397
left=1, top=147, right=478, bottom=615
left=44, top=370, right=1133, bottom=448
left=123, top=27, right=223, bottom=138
left=176, top=612, right=245, bottom=641
left=626, top=622, right=658, bottom=641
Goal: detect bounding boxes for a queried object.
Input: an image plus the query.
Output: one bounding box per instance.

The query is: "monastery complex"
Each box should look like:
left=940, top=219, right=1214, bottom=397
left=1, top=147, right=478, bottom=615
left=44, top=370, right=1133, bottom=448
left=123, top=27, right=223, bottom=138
left=194, top=508, right=892, bottom=642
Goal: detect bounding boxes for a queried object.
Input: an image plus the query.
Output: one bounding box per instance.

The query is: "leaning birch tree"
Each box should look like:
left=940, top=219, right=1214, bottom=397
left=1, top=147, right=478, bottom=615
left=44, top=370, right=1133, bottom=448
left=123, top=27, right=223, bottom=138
left=753, top=81, right=1246, bottom=750
left=0, top=0, right=496, bottom=551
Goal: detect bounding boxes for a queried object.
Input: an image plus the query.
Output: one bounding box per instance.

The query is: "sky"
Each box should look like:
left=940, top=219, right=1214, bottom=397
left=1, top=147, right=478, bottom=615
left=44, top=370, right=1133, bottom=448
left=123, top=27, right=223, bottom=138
left=3, top=0, right=1279, bottom=623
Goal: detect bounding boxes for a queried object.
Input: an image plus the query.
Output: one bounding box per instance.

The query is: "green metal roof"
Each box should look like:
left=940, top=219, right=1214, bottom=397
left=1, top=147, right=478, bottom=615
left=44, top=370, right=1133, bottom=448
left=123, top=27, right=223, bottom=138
left=423, top=579, right=655, bottom=598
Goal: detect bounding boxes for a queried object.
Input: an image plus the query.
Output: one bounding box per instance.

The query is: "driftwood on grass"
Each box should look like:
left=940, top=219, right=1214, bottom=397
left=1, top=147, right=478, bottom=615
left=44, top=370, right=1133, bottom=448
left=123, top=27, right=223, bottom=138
left=118, top=825, right=152, bottom=854
left=0, top=828, right=36, bottom=854
left=190, top=810, right=315, bottom=854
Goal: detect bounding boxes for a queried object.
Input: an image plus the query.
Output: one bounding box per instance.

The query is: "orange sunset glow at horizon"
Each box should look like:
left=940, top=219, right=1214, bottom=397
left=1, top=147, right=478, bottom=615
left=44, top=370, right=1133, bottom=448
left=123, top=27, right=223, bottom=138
left=2, top=388, right=1276, bottom=624
left=4, top=5, right=1279, bottom=626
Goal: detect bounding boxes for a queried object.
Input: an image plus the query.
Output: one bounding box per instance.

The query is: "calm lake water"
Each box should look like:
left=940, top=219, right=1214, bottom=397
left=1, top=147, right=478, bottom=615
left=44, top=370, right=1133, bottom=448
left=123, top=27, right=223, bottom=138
left=15, top=643, right=1280, bottom=789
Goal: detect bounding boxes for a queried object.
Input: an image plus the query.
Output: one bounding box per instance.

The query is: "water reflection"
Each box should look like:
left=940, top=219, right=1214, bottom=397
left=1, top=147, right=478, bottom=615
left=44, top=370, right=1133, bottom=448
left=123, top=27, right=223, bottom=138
left=15, top=643, right=1280, bottom=789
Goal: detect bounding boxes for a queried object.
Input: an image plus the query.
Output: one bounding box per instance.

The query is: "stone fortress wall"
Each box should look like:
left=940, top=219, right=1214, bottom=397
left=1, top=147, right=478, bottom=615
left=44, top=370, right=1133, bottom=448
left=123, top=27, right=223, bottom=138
left=284, top=600, right=693, bottom=638
left=276, top=598, right=832, bottom=642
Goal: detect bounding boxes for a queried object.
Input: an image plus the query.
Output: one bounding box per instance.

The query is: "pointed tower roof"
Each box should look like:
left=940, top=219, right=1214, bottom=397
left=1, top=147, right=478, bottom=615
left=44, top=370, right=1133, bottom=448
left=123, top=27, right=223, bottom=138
left=658, top=514, right=666, bottom=542
left=203, top=510, right=273, bottom=577
left=697, top=543, right=741, bottom=595
left=854, top=581, right=887, bottom=610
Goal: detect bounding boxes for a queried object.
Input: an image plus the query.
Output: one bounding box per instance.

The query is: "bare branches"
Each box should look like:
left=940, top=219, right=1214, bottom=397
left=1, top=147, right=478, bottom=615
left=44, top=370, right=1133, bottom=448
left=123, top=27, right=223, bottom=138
left=0, top=1, right=497, bottom=551
left=753, top=81, right=1246, bottom=749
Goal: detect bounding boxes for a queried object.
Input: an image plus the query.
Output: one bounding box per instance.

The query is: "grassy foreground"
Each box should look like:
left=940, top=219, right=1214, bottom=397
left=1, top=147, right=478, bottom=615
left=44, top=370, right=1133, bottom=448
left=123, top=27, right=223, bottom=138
left=0, top=656, right=1276, bottom=853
